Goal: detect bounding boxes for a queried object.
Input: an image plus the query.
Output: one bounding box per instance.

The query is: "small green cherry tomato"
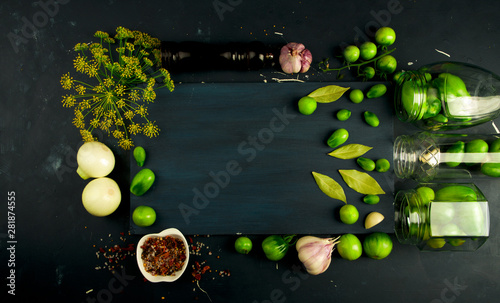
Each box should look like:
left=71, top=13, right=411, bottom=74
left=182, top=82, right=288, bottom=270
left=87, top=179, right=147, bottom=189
left=133, top=146, right=146, bottom=167
left=336, top=109, right=352, bottom=121
left=366, top=84, right=387, bottom=99
left=359, top=41, right=377, bottom=60
left=445, top=141, right=465, bottom=167
left=132, top=205, right=157, bottom=227
left=130, top=168, right=156, bottom=196
left=349, top=89, right=364, bottom=103
left=375, top=158, right=390, bottom=172
left=261, top=235, right=294, bottom=261
left=465, top=139, right=489, bottom=165
left=490, top=138, right=500, bottom=152
left=235, top=236, right=253, bottom=254
left=374, top=27, right=396, bottom=46
left=339, top=204, right=359, bottom=225
left=327, top=128, right=349, bottom=148
left=376, top=55, right=397, bottom=74
left=337, top=234, right=363, bottom=261
left=362, top=66, right=376, bottom=80
left=298, top=96, right=317, bottom=115
left=343, top=45, right=360, bottom=63
left=481, top=163, right=500, bottom=177
left=416, top=186, right=435, bottom=206
left=364, top=111, right=380, bottom=127
left=357, top=157, right=376, bottom=171
left=363, top=195, right=380, bottom=205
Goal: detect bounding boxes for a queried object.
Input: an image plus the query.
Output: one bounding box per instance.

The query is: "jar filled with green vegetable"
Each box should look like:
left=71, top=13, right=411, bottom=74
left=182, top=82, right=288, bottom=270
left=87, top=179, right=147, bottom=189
left=394, top=183, right=489, bottom=252
left=394, top=62, right=500, bottom=130
left=394, top=131, right=500, bottom=181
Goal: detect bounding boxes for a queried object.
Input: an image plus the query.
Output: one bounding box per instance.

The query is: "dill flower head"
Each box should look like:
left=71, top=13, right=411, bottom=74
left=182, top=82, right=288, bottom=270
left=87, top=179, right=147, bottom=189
left=60, top=26, right=174, bottom=150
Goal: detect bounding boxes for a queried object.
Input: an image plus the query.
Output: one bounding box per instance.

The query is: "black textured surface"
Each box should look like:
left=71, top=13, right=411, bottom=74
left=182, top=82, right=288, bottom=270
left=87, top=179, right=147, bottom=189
left=1, top=1, right=500, bottom=302
left=130, top=82, right=394, bottom=235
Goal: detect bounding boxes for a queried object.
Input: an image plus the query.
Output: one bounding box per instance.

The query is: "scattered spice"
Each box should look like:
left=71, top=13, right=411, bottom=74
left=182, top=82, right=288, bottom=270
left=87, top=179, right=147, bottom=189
left=93, top=231, right=135, bottom=272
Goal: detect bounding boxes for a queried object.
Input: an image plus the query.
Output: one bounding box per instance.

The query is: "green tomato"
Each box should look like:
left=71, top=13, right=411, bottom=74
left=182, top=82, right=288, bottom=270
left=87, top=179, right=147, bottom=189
left=362, top=66, right=376, bottom=80
left=376, top=55, right=397, bottom=74
left=357, top=157, right=376, bottom=171
left=445, top=141, right=465, bottom=167
left=339, top=204, right=359, bottom=225
left=465, top=139, right=489, bottom=165
left=235, top=236, right=253, bottom=254
left=349, top=89, right=364, bottom=104
left=363, top=195, right=380, bottom=205
left=374, top=27, right=396, bottom=46
left=336, top=109, right=352, bottom=121
left=133, top=146, right=146, bottom=167
left=132, top=205, right=157, bottom=227
left=359, top=42, right=377, bottom=60
left=298, top=96, right=317, bottom=115
left=130, top=168, right=156, bottom=196
left=490, top=138, right=500, bottom=152
left=481, top=163, right=500, bottom=177
left=261, top=235, right=294, bottom=261
left=363, top=111, right=380, bottom=127
left=427, top=238, right=446, bottom=249
left=375, top=158, right=390, bottom=172
left=337, top=234, right=363, bottom=261
left=366, top=84, right=387, bottom=99
left=363, top=232, right=393, bottom=259
left=435, top=185, right=477, bottom=202
left=416, top=186, right=435, bottom=206
left=343, top=45, right=360, bottom=63
left=327, top=128, right=349, bottom=149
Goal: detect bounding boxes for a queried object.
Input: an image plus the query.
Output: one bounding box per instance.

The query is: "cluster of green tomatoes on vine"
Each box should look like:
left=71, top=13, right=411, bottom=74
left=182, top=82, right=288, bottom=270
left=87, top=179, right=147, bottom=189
left=320, top=27, right=397, bottom=81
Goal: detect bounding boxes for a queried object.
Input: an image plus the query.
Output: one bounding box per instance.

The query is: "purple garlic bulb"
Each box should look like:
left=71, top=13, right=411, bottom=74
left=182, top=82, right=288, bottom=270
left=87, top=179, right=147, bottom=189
left=279, top=42, right=312, bottom=74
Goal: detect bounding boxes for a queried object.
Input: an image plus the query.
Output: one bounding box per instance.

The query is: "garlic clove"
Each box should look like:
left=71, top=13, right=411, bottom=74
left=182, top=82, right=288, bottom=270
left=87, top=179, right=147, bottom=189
left=365, top=212, right=385, bottom=229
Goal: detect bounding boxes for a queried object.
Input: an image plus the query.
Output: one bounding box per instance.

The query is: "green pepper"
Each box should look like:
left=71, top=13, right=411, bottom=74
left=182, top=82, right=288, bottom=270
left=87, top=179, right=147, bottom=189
left=432, top=73, right=470, bottom=102
left=130, top=168, right=155, bottom=196
left=261, top=235, right=296, bottom=261
left=133, top=146, right=146, bottom=167
left=434, top=185, right=477, bottom=202
left=445, top=141, right=465, bottom=167
left=490, top=138, right=500, bottom=152
left=363, top=111, right=380, bottom=127
left=366, top=84, right=387, bottom=99
left=357, top=157, right=375, bottom=171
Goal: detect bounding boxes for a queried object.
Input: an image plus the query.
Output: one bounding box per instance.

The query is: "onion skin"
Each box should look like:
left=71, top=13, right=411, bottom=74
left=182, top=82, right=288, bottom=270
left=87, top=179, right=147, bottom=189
left=296, top=236, right=339, bottom=275
left=279, top=42, right=312, bottom=74
left=76, top=142, right=115, bottom=180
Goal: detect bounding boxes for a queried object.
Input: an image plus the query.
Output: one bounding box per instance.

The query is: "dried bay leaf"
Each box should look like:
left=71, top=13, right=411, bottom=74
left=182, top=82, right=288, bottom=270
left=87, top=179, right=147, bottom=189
left=328, top=144, right=373, bottom=159
left=308, top=85, right=350, bottom=103
left=312, top=171, right=347, bottom=203
left=338, top=169, right=385, bottom=195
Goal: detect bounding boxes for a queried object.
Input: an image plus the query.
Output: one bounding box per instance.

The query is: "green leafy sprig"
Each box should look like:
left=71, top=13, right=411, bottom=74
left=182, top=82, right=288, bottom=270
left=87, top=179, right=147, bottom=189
left=60, top=26, right=174, bottom=150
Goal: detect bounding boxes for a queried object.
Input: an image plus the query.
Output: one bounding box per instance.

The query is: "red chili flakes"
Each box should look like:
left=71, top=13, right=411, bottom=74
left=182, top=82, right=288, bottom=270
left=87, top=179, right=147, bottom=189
left=93, top=232, right=136, bottom=272
left=141, top=236, right=187, bottom=276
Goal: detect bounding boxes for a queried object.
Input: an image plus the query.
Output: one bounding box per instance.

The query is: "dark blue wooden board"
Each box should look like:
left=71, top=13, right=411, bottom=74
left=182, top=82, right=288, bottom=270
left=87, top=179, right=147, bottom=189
left=130, top=82, right=395, bottom=235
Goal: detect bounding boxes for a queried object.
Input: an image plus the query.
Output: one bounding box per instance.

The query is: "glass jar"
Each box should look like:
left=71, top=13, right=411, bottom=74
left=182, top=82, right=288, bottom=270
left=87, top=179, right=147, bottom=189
left=394, top=131, right=500, bottom=181
left=394, top=61, right=500, bottom=130
left=394, top=183, right=489, bottom=251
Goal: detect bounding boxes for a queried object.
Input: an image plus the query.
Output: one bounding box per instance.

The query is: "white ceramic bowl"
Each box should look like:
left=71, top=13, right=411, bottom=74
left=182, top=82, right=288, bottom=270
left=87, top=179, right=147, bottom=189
left=136, top=228, right=190, bottom=282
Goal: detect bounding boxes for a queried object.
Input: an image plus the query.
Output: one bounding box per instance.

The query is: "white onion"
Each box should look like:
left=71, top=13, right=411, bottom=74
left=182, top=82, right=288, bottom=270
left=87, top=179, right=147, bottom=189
left=76, top=142, right=115, bottom=180
left=82, top=177, right=121, bottom=217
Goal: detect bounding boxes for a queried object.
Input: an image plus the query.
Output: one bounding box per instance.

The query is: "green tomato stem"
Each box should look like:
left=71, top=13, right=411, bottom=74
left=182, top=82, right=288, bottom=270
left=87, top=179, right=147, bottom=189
left=320, top=48, right=396, bottom=73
